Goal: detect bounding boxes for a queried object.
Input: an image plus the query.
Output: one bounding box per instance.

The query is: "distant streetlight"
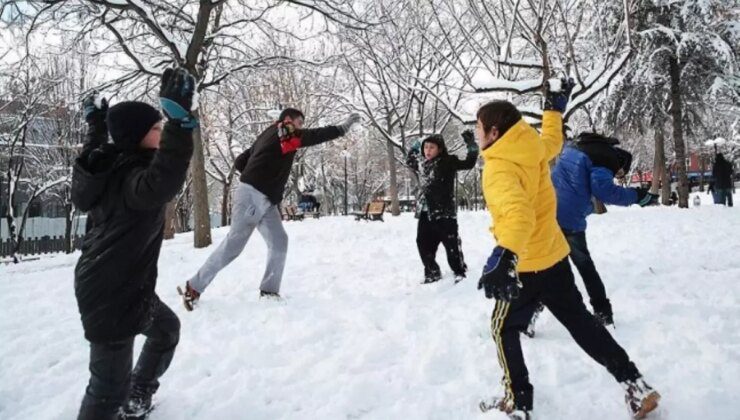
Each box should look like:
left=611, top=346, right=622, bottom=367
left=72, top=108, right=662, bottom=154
left=340, top=148, right=351, bottom=215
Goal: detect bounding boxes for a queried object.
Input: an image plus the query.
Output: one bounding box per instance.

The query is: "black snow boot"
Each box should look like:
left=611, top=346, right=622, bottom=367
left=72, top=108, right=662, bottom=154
left=119, top=386, right=155, bottom=419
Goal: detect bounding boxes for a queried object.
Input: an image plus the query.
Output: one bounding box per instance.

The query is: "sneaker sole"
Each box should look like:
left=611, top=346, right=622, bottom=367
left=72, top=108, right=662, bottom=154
left=635, top=391, right=661, bottom=419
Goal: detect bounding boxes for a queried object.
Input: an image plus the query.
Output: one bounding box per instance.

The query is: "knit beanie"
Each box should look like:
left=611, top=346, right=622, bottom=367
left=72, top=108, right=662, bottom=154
left=106, top=101, right=162, bottom=150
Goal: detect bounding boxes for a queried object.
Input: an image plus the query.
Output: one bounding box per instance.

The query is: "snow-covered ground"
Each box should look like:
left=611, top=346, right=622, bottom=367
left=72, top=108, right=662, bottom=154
left=1, top=196, right=739, bottom=420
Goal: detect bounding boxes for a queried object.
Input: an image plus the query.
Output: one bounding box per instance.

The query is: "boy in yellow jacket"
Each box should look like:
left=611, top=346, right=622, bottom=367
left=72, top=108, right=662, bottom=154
left=475, top=79, right=660, bottom=420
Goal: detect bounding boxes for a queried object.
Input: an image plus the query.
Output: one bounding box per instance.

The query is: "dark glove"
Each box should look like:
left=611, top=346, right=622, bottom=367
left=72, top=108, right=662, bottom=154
left=461, top=130, right=476, bottom=147
left=159, top=67, right=198, bottom=129
left=477, top=247, right=521, bottom=301
left=634, top=188, right=659, bottom=207
left=410, top=140, right=421, bottom=154
left=338, top=113, right=361, bottom=134
left=82, top=93, right=108, bottom=130
left=543, top=77, right=575, bottom=113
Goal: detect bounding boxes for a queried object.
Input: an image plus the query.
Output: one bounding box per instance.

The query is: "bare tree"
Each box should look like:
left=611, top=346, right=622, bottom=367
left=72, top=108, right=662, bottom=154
left=8, top=0, right=374, bottom=246
left=0, top=59, right=72, bottom=262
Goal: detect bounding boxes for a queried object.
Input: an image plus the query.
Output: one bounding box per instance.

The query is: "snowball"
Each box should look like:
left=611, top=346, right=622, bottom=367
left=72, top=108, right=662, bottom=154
left=547, top=78, right=562, bottom=92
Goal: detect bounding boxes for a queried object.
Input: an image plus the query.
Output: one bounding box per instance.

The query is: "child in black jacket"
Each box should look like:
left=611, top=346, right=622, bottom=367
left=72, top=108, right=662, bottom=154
left=73, top=68, right=196, bottom=420
left=406, top=131, right=478, bottom=283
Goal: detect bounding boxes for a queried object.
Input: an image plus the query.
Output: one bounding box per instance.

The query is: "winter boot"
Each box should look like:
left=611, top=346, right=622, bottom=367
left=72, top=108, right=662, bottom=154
left=260, top=290, right=282, bottom=301
left=422, top=270, right=442, bottom=284
left=454, top=274, right=466, bottom=284
left=621, top=377, right=660, bottom=419
left=479, top=397, right=531, bottom=419
left=177, top=281, right=200, bottom=311
left=119, top=386, right=155, bottom=419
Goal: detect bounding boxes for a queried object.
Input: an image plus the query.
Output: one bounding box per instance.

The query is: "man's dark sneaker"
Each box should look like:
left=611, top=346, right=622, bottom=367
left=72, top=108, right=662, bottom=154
left=177, top=281, right=200, bottom=311
left=621, top=377, right=660, bottom=419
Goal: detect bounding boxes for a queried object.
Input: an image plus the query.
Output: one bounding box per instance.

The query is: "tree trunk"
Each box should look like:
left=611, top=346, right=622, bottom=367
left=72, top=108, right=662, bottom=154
left=592, top=198, right=608, bottom=214
left=163, top=201, right=177, bottom=240
left=650, top=126, right=670, bottom=194
left=698, top=154, right=706, bottom=192
left=386, top=139, right=400, bottom=216
left=190, top=113, right=212, bottom=247
left=669, top=55, right=689, bottom=208
left=63, top=203, right=74, bottom=253
left=220, top=180, right=231, bottom=227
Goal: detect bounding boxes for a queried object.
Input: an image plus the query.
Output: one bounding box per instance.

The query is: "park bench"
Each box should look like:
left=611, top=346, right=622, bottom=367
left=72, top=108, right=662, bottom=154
left=281, top=205, right=304, bottom=221
left=353, top=201, right=386, bottom=222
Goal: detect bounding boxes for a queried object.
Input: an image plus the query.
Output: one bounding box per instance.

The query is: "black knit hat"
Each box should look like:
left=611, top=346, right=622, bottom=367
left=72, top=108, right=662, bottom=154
left=106, top=101, right=162, bottom=149
left=422, top=134, right=447, bottom=154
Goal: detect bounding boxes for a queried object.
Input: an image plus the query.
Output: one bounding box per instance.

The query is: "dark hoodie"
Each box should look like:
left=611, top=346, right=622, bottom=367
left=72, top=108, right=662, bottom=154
left=71, top=122, right=193, bottom=343
left=406, top=135, right=478, bottom=220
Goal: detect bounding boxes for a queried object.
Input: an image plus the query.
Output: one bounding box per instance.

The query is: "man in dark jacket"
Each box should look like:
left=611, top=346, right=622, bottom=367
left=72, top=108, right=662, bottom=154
left=179, top=108, right=360, bottom=308
left=712, top=153, right=734, bottom=207
left=73, top=68, right=196, bottom=420
left=550, top=133, right=657, bottom=326
left=406, top=131, right=479, bottom=284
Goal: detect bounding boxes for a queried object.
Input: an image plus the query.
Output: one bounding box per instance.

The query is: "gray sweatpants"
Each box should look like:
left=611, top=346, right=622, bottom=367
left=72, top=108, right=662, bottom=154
left=189, top=183, right=288, bottom=294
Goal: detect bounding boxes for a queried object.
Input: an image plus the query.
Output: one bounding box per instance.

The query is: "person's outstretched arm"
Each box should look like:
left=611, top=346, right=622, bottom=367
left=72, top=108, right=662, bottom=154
left=590, top=167, right=638, bottom=206
left=297, top=113, right=361, bottom=148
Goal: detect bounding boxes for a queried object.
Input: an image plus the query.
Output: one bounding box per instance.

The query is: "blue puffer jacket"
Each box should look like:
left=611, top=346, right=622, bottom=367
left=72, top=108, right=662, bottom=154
left=552, top=146, right=637, bottom=232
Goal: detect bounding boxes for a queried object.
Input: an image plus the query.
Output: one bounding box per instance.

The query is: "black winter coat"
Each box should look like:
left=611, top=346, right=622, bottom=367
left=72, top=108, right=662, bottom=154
left=72, top=122, right=193, bottom=343
left=712, top=156, right=734, bottom=189
left=235, top=123, right=343, bottom=204
left=406, top=139, right=478, bottom=220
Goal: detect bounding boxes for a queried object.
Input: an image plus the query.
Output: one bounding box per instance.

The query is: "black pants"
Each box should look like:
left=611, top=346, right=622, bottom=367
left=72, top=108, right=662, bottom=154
left=490, top=259, right=639, bottom=411
left=78, top=298, right=180, bottom=420
left=563, top=230, right=613, bottom=318
left=416, top=213, right=467, bottom=277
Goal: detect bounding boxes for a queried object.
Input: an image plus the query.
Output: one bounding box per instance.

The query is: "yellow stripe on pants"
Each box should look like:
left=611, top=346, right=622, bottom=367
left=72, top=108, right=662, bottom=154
left=490, top=300, right=513, bottom=410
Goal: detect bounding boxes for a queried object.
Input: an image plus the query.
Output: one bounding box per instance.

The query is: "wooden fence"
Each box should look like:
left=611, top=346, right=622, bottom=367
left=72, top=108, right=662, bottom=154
left=0, top=235, right=84, bottom=258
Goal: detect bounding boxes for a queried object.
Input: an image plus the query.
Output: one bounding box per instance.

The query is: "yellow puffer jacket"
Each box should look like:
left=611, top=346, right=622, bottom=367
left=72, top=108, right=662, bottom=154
left=481, top=111, right=570, bottom=273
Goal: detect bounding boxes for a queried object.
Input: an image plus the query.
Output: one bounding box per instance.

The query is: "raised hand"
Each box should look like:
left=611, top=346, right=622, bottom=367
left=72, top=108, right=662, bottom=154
left=544, top=77, right=576, bottom=113
left=159, top=67, right=198, bottom=129
left=461, top=130, right=476, bottom=147
left=82, top=92, right=108, bottom=128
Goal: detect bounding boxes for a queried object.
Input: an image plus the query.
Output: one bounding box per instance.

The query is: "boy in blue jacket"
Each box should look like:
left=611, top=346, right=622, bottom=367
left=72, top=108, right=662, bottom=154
left=551, top=133, right=657, bottom=326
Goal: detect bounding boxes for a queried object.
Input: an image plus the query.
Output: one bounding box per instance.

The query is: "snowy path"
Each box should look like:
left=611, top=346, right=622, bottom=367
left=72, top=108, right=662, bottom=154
left=1, top=202, right=739, bottom=419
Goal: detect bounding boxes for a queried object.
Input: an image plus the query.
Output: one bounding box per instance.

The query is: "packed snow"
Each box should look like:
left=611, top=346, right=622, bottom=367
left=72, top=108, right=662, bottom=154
left=1, top=197, right=739, bottom=420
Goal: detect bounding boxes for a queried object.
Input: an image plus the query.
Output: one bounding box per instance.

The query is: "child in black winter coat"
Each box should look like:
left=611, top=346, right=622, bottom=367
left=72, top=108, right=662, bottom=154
left=72, top=68, right=196, bottom=420
left=406, top=131, right=479, bottom=283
